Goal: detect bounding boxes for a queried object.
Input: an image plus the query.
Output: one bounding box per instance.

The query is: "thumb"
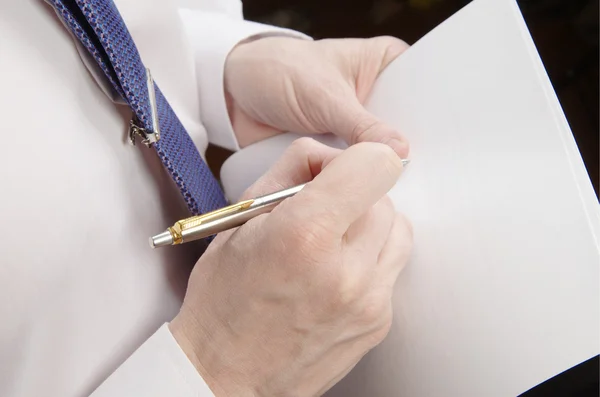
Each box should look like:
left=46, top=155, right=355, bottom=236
left=325, top=36, right=410, bottom=157
left=331, top=98, right=410, bottom=158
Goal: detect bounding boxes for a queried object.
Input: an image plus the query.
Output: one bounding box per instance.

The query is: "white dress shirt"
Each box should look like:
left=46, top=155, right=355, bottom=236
left=0, top=1, right=305, bottom=395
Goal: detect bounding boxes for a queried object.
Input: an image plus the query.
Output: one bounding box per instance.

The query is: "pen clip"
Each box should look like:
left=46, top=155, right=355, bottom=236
left=168, top=199, right=255, bottom=244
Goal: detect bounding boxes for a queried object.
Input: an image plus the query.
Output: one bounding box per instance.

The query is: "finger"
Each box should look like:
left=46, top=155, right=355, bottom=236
left=333, top=99, right=410, bottom=158
left=344, top=195, right=395, bottom=256
left=239, top=137, right=341, bottom=200
left=378, top=212, right=414, bottom=288
left=289, top=142, right=406, bottom=237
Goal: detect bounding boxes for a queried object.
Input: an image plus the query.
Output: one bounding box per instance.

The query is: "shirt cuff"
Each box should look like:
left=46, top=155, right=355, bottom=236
left=179, top=10, right=311, bottom=151
left=90, top=324, right=214, bottom=397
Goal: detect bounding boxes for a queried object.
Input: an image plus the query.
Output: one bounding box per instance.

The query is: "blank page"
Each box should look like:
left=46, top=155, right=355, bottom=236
left=325, top=0, right=600, bottom=395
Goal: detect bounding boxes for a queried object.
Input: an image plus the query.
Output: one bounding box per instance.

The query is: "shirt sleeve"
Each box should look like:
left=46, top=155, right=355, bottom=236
left=90, top=324, right=214, bottom=397
left=179, top=8, right=311, bottom=151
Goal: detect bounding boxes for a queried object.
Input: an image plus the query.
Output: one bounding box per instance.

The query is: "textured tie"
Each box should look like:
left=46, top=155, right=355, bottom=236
left=48, top=0, right=228, bottom=216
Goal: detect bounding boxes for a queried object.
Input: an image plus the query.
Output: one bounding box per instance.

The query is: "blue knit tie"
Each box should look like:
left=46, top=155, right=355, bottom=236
left=48, top=0, right=228, bottom=216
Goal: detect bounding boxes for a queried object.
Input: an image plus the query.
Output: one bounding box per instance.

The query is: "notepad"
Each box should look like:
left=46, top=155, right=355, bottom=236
left=221, top=0, right=599, bottom=395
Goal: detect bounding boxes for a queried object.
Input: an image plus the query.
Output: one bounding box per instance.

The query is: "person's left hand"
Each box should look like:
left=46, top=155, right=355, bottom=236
left=225, top=36, right=410, bottom=158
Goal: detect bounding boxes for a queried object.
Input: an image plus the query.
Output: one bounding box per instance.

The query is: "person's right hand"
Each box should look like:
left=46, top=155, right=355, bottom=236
left=170, top=138, right=413, bottom=396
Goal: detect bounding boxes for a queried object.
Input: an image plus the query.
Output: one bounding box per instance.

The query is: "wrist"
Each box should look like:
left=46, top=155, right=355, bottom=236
left=225, top=36, right=268, bottom=149
left=169, top=311, right=257, bottom=397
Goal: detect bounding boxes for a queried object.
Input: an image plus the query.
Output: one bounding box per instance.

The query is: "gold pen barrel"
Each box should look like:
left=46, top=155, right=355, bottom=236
left=177, top=201, right=279, bottom=244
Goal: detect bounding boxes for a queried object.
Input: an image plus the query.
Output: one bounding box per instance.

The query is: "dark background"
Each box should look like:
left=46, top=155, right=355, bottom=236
left=209, top=0, right=599, bottom=197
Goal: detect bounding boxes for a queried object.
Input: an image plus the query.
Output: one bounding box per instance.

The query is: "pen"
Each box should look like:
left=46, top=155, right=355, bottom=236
left=150, top=158, right=410, bottom=248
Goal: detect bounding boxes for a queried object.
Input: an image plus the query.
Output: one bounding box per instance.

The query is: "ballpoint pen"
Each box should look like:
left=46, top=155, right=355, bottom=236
left=150, top=158, right=410, bottom=248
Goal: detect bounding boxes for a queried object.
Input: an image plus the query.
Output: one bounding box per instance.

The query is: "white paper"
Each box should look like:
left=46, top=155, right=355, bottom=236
left=221, top=0, right=599, bottom=395
left=324, top=0, right=600, bottom=395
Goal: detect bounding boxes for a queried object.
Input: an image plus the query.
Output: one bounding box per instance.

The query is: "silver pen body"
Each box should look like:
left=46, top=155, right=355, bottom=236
left=150, top=158, right=409, bottom=248
left=150, top=184, right=306, bottom=248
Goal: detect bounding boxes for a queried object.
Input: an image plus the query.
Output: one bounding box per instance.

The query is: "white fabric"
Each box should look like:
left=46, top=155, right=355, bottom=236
left=180, top=10, right=311, bottom=151
left=0, top=1, right=304, bottom=396
left=91, top=324, right=216, bottom=396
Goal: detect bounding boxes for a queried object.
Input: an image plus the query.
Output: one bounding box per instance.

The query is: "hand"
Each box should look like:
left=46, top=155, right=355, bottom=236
left=170, top=138, right=413, bottom=396
left=225, top=36, right=410, bottom=158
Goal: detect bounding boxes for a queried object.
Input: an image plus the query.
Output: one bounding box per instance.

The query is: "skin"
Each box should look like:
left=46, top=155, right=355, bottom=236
left=170, top=37, right=414, bottom=397
left=225, top=36, right=410, bottom=157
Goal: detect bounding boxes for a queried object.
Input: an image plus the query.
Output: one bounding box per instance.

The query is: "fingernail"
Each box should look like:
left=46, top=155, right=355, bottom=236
left=384, top=138, right=409, bottom=158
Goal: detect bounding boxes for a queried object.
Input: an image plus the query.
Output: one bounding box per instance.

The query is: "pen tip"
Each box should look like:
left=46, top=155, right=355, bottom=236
left=149, top=231, right=174, bottom=249
left=401, top=159, right=411, bottom=166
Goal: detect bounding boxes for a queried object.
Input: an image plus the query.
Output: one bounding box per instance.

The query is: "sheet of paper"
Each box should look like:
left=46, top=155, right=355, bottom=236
left=322, top=0, right=600, bottom=395
left=220, top=0, right=599, bottom=394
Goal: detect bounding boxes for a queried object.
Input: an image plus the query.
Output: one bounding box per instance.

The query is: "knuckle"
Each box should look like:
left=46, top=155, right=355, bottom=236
left=322, top=273, right=361, bottom=315
left=395, top=212, right=414, bottom=242
left=350, top=118, right=380, bottom=144
left=372, top=312, right=393, bottom=343
left=355, top=293, right=389, bottom=326
left=376, top=195, right=395, bottom=215
left=375, top=35, right=409, bottom=50
left=354, top=298, right=394, bottom=346
left=371, top=36, right=410, bottom=62
left=360, top=207, right=379, bottom=229
left=386, top=212, right=414, bottom=269
left=335, top=273, right=364, bottom=306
